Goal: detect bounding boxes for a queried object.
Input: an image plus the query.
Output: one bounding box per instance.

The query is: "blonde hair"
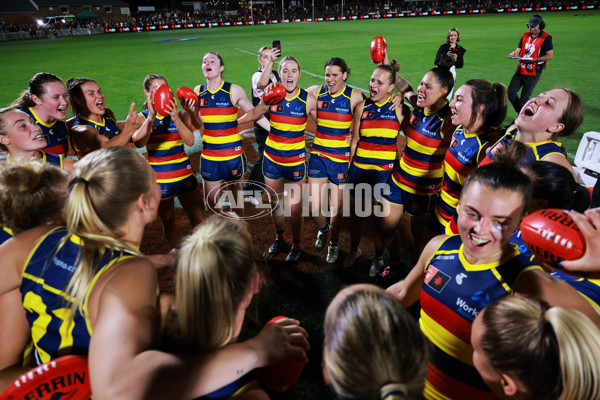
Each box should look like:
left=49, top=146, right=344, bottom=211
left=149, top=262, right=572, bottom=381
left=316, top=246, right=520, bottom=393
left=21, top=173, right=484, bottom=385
left=324, top=284, right=428, bottom=400
left=480, top=296, right=600, bottom=400
left=63, top=147, right=148, bottom=323
left=174, top=215, right=256, bottom=352
left=0, top=159, right=67, bottom=234
left=278, top=55, right=301, bottom=74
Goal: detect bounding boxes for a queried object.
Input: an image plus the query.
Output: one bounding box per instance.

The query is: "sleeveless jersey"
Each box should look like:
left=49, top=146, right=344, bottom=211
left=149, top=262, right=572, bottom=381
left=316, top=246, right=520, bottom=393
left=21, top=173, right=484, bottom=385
left=0, top=226, right=13, bottom=244
left=511, top=229, right=600, bottom=314
left=395, top=103, right=452, bottom=195
left=20, top=227, right=139, bottom=364
left=435, top=126, right=497, bottom=225
left=197, top=82, right=242, bottom=162
left=264, top=89, right=309, bottom=167
left=480, top=126, right=565, bottom=166
left=353, top=97, right=401, bottom=171
left=22, top=107, right=69, bottom=156
left=72, top=115, right=120, bottom=139
left=311, top=85, right=354, bottom=163
left=551, top=271, right=600, bottom=313
left=142, top=110, right=194, bottom=183
left=420, top=235, right=540, bottom=400
left=516, top=31, right=551, bottom=76
left=6, top=152, right=65, bottom=170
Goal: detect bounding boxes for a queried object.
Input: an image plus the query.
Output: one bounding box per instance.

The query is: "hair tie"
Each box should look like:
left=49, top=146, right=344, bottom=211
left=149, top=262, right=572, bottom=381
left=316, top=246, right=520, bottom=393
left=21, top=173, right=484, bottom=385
left=73, top=177, right=89, bottom=186
left=380, top=382, right=406, bottom=399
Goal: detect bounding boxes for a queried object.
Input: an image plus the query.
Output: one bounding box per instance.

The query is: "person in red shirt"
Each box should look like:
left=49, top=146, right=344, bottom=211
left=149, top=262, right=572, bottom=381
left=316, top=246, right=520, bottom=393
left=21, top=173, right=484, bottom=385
left=507, top=15, right=553, bottom=114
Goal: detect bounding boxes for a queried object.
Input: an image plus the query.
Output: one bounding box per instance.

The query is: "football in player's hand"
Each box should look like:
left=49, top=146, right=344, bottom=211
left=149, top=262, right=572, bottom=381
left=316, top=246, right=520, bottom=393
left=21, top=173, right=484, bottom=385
left=520, top=209, right=586, bottom=265
left=258, top=316, right=305, bottom=392
left=176, top=86, right=197, bottom=108
left=370, top=35, right=387, bottom=63
left=263, top=84, right=286, bottom=105
left=153, top=84, right=174, bottom=117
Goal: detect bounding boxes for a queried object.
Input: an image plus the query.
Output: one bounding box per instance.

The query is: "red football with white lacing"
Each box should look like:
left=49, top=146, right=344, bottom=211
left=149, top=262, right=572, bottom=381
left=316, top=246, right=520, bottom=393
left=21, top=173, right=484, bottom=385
left=176, top=86, right=197, bottom=108
left=370, top=35, right=387, bottom=63
left=0, top=355, right=90, bottom=400
left=263, top=84, right=286, bottom=105
left=520, top=209, right=586, bottom=265
left=258, top=316, right=305, bottom=392
left=153, top=84, right=174, bottom=116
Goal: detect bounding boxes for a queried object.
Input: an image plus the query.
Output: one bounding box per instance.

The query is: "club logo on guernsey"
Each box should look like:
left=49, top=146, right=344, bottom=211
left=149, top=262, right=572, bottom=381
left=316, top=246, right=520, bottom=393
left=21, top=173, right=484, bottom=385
left=455, top=273, right=467, bottom=285
left=361, top=111, right=374, bottom=119
left=49, top=129, right=54, bottom=136
left=425, top=265, right=451, bottom=293
left=409, top=115, right=420, bottom=126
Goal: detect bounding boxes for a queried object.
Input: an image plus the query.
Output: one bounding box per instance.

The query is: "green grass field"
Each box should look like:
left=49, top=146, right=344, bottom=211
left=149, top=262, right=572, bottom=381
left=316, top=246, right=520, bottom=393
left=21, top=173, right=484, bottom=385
left=2, top=12, right=599, bottom=399
left=1, top=11, right=599, bottom=157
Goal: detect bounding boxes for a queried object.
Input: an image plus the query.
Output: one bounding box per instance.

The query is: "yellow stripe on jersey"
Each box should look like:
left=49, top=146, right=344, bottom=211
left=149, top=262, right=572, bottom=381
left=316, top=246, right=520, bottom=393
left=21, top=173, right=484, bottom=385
left=23, top=292, right=53, bottom=363
left=146, top=140, right=184, bottom=151
left=356, top=148, right=396, bottom=160
left=272, top=121, right=306, bottom=132
left=203, top=114, right=237, bottom=124
left=351, top=161, right=392, bottom=171
left=265, top=138, right=305, bottom=151
left=313, top=137, right=347, bottom=149
left=317, top=118, right=351, bottom=130
left=401, top=162, right=445, bottom=180
left=424, top=381, right=454, bottom=400
left=420, top=311, right=474, bottom=366
left=203, top=133, right=240, bottom=144
left=360, top=128, right=399, bottom=139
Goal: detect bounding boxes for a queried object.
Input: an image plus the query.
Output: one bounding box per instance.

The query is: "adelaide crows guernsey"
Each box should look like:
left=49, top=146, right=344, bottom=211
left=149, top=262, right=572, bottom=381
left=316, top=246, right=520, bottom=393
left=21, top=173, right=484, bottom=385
left=420, top=235, right=539, bottom=400
left=264, top=89, right=309, bottom=167
left=353, top=97, right=401, bottom=171
left=435, top=126, right=496, bottom=226
left=22, top=107, right=69, bottom=156
left=311, top=85, right=353, bottom=163
left=396, top=103, right=451, bottom=195
left=6, top=152, right=65, bottom=170
left=480, top=126, right=566, bottom=166
left=511, top=229, right=600, bottom=314
left=20, top=227, right=139, bottom=364
left=142, top=110, right=194, bottom=183
left=197, top=82, right=242, bottom=162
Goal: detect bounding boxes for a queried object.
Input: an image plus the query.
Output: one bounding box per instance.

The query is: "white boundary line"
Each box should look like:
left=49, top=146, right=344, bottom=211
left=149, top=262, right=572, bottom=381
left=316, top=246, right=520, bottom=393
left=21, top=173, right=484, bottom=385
left=235, top=48, right=368, bottom=92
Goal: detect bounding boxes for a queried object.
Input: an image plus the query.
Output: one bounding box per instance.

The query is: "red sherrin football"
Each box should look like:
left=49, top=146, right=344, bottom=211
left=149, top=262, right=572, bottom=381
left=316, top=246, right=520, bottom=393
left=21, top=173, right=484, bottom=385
left=258, top=316, right=305, bottom=392
left=176, top=86, right=197, bottom=108
left=153, top=84, right=174, bottom=117
left=262, top=84, right=286, bottom=105
left=370, top=35, right=387, bottom=63
left=520, top=209, right=586, bottom=265
left=0, top=355, right=90, bottom=400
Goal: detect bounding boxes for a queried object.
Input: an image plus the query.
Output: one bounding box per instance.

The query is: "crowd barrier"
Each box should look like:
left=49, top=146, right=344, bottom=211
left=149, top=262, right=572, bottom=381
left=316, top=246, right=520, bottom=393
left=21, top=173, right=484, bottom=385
left=103, top=5, right=597, bottom=34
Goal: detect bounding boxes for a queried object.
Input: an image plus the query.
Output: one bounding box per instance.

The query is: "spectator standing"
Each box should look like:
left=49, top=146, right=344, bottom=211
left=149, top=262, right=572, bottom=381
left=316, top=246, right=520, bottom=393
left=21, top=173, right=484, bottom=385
left=507, top=15, right=553, bottom=113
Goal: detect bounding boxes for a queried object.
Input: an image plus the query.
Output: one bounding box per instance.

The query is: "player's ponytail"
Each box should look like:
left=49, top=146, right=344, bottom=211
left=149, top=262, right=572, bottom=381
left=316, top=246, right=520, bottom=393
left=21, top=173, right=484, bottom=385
left=428, top=63, right=454, bottom=100
left=11, top=72, right=64, bottom=109
left=522, top=161, right=590, bottom=212
left=461, top=79, right=508, bottom=134
left=376, top=61, right=400, bottom=86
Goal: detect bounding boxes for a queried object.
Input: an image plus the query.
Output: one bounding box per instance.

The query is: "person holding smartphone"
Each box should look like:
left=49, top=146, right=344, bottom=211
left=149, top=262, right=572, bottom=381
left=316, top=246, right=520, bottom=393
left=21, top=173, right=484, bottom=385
left=245, top=44, right=282, bottom=199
